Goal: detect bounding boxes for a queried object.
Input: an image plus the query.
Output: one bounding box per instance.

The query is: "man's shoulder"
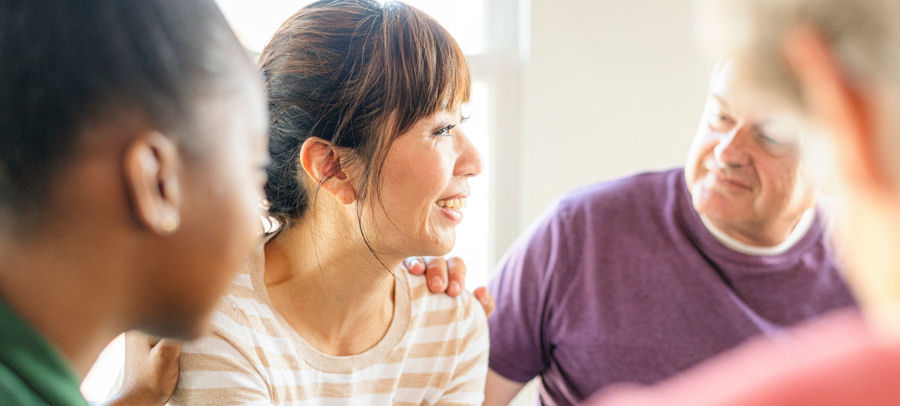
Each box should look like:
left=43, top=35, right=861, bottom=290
left=552, top=168, right=683, bottom=221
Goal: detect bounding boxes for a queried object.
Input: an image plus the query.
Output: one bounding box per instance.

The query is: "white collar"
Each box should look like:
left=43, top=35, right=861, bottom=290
left=699, top=208, right=817, bottom=256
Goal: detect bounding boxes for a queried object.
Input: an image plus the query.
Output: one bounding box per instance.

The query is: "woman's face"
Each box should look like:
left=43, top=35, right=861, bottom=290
left=365, top=108, right=482, bottom=258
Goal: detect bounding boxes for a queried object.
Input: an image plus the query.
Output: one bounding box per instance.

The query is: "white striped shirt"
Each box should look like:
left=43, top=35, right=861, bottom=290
left=169, top=246, right=489, bottom=406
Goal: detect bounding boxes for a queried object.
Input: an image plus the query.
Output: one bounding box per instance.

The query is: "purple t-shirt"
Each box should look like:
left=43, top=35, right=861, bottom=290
left=488, top=168, right=857, bottom=405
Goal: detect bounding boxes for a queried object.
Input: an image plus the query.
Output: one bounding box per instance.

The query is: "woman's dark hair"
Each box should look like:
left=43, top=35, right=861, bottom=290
left=260, top=0, right=471, bottom=226
left=0, top=0, right=252, bottom=229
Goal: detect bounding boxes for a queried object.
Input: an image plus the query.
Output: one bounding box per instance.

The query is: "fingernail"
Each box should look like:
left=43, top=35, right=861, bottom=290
left=449, top=281, right=461, bottom=294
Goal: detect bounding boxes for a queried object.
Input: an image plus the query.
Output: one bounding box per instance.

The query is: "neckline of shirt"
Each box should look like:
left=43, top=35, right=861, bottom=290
left=250, top=238, right=412, bottom=374
left=698, top=208, right=816, bottom=256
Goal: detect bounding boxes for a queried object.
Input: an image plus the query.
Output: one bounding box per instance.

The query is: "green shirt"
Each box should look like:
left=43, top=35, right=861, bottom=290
left=0, top=299, right=88, bottom=405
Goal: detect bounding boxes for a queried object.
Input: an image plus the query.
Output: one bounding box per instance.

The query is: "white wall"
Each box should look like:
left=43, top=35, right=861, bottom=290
left=515, top=0, right=712, bottom=229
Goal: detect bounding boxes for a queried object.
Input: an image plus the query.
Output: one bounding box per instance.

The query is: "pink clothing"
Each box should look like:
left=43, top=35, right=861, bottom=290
left=585, top=310, right=900, bottom=406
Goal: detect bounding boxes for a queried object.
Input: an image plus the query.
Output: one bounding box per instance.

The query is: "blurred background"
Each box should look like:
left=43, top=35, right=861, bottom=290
left=82, top=0, right=713, bottom=403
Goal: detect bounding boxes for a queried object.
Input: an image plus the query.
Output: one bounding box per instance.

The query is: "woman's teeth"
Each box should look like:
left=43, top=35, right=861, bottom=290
left=436, top=198, right=467, bottom=211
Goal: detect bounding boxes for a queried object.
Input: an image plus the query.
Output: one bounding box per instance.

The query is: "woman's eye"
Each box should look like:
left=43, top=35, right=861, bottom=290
left=433, top=124, right=456, bottom=137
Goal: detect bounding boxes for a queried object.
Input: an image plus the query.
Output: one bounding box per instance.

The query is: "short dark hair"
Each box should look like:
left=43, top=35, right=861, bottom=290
left=0, top=0, right=251, bottom=227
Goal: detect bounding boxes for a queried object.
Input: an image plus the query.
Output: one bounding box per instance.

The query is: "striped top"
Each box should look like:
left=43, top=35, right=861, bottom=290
left=169, top=244, right=489, bottom=406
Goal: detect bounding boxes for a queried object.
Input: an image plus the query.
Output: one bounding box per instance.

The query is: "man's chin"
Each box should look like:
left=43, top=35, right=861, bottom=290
left=694, top=194, right=748, bottom=222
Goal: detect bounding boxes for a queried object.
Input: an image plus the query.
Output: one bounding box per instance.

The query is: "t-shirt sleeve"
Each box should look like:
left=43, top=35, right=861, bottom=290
left=488, top=201, right=571, bottom=383
left=168, top=311, right=272, bottom=406
left=439, top=293, right=490, bottom=405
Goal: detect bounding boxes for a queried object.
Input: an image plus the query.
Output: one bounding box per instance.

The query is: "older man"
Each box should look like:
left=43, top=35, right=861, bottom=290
left=582, top=0, right=900, bottom=404
left=484, top=60, right=857, bottom=405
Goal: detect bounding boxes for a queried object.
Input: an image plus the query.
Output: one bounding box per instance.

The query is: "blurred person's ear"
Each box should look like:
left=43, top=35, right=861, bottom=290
left=299, top=137, right=357, bottom=205
left=782, top=26, right=888, bottom=194
left=123, top=133, right=183, bottom=235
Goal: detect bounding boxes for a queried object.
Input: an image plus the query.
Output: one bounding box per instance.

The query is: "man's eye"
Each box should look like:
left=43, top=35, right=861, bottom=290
left=757, top=132, right=778, bottom=144
left=708, top=113, right=734, bottom=131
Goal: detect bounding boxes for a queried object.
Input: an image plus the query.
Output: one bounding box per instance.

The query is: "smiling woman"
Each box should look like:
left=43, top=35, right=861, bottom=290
left=164, top=1, right=489, bottom=404
left=81, top=0, right=499, bottom=402
left=213, top=0, right=495, bottom=288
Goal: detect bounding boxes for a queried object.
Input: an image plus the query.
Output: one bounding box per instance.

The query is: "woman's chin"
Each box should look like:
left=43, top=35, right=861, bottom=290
left=418, top=234, right=456, bottom=257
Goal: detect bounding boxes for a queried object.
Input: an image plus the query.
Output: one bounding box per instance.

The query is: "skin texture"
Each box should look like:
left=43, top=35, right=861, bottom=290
left=405, top=256, right=496, bottom=314
left=684, top=61, right=817, bottom=247
left=104, top=333, right=182, bottom=406
left=133, top=79, right=270, bottom=341
left=0, top=68, right=268, bottom=394
left=262, top=107, right=483, bottom=357
left=361, top=109, right=483, bottom=258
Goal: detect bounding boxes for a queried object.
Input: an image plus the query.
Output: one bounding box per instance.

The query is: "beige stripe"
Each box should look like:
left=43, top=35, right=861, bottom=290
left=395, top=372, right=452, bottom=389
left=170, top=386, right=269, bottom=405
left=447, top=351, right=485, bottom=382
left=174, top=251, right=488, bottom=404
left=267, top=378, right=402, bottom=402
left=405, top=337, right=471, bottom=359
left=414, top=307, right=464, bottom=327
left=409, top=281, right=431, bottom=302
left=225, top=283, right=258, bottom=299
left=180, top=352, right=259, bottom=373
left=183, top=337, right=469, bottom=371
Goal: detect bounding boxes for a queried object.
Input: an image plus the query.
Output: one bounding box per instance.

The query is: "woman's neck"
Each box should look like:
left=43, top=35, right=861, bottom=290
left=263, top=218, right=400, bottom=356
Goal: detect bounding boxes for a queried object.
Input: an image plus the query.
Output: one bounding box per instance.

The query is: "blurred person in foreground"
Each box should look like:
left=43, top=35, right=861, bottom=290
left=0, top=0, right=269, bottom=404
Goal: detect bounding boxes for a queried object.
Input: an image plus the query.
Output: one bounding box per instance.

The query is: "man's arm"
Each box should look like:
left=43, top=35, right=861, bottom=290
left=484, top=368, right=526, bottom=406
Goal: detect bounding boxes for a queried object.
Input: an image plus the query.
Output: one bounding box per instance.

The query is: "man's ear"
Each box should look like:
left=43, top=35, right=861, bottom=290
left=783, top=26, right=887, bottom=192
left=299, top=137, right=357, bottom=205
left=123, top=132, right=182, bottom=235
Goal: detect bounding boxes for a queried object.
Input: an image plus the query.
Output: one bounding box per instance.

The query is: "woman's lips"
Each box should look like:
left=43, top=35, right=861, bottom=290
left=435, top=196, right=466, bottom=224
left=438, top=206, right=463, bottom=223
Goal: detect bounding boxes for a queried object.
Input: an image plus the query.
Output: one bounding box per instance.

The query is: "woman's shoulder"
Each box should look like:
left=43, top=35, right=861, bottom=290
left=406, top=274, right=488, bottom=337
left=184, top=268, right=288, bottom=356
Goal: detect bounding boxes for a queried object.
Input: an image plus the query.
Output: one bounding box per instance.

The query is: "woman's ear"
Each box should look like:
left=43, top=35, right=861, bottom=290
left=123, top=132, right=182, bottom=235
left=299, top=137, right=357, bottom=205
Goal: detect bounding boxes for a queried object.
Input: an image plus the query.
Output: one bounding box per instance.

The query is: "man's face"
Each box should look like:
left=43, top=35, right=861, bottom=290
left=684, top=61, right=817, bottom=245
